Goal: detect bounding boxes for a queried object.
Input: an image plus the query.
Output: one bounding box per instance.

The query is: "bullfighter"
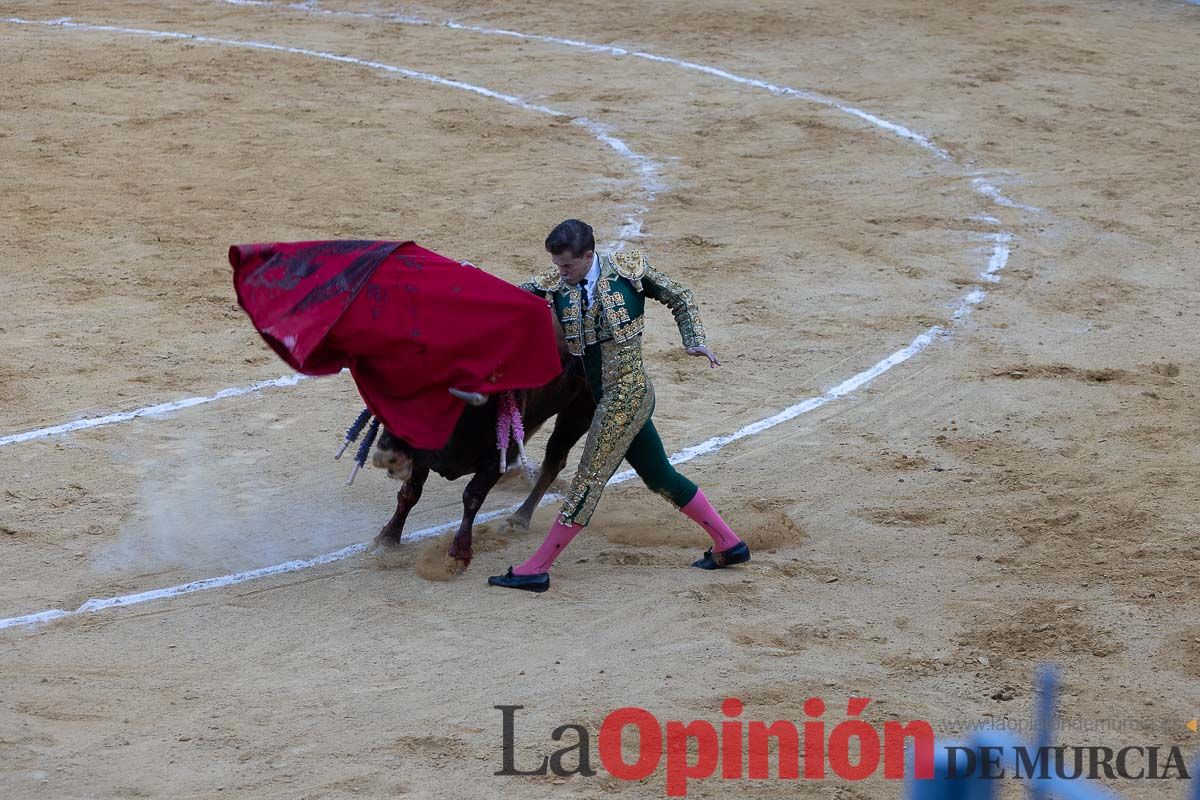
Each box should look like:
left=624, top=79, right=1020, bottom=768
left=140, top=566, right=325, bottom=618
left=488, top=219, right=750, bottom=592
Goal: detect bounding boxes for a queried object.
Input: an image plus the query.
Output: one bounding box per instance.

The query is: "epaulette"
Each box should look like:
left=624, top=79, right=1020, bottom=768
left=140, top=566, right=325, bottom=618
left=611, top=250, right=648, bottom=282
left=530, top=269, right=563, bottom=292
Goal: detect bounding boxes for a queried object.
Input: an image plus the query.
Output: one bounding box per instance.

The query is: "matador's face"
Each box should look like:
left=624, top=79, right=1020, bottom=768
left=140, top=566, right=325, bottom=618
left=550, top=249, right=593, bottom=286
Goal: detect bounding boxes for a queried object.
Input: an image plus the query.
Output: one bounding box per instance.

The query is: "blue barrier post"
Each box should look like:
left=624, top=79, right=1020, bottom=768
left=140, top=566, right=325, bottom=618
left=1032, top=664, right=1059, bottom=800
left=906, top=742, right=996, bottom=800
left=904, top=666, right=1132, bottom=800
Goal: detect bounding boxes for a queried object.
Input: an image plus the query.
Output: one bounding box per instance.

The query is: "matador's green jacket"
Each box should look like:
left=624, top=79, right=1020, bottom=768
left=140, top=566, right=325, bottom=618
left=519, top=250, right=706, bottom=525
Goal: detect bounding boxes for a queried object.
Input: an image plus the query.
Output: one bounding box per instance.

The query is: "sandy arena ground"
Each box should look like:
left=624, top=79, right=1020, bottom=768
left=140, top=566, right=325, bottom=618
left=1, top=0, right=1198, bottom=797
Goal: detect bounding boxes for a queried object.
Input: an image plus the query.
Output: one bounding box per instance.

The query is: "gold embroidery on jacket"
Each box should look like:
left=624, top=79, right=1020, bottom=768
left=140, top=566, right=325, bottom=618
left=540, top=251, right=705, bottom=523
left=560, top=338, right=655, bottom=525
left=518, top=269, right=564, bottom=295
left=562, top=285, right=584, bottom=355
left=611, top=250, right=647, bottom=290
left=642, top=264, right=706, bottom=349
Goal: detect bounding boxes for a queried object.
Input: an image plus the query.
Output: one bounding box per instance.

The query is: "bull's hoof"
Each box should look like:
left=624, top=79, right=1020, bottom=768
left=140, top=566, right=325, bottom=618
left=370, top=529, right=403, bottom=553
left=415, top=538, right=462, bottom=581
left=503, top=514, right=532, bottom=534
left=448, top=544, right=473, bottom=572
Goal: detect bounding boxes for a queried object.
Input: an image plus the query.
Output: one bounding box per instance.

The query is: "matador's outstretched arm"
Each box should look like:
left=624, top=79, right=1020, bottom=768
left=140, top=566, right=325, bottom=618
left=612, top=251, right=707, bottom=350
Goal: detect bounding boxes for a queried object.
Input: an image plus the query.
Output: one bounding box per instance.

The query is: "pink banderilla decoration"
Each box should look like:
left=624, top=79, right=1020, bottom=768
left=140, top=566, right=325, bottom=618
left=496, top=390, right=535, bottom=482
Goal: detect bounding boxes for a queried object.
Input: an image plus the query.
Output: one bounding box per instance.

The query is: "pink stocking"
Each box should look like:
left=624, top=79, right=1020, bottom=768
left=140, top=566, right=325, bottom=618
left=513, top=518, right=585, bottom=575
left=680, top=490, right=743, bottom=551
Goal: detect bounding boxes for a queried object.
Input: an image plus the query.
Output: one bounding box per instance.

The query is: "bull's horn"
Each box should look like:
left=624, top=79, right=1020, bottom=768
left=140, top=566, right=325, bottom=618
left=449, top=387, right=487, bottom=406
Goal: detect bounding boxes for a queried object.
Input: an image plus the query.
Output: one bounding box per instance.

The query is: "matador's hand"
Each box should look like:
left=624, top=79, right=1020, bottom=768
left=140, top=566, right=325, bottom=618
left=686, top=345, right=720, bottom=368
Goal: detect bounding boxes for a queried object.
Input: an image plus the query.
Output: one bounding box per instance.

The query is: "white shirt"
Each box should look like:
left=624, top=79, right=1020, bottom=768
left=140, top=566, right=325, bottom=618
left=582, top=253, right=601, bottom=302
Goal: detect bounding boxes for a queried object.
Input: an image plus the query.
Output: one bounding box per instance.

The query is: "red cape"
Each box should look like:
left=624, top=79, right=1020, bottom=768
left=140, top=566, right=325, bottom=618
left=230, top=240, right=561, bottom=450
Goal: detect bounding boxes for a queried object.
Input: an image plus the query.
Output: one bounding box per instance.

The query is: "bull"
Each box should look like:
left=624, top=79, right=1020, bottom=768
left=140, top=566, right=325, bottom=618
left=367, top=350, right=594, bottom=570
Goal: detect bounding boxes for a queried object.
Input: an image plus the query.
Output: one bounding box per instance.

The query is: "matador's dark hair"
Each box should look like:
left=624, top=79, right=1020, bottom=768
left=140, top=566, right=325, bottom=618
left=544, top=219, right=595, bottom=257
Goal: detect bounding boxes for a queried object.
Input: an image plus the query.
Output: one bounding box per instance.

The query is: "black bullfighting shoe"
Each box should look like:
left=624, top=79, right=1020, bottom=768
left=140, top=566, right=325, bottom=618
left=487, top=567, right=550, bottom=593
left=691, top=541, right=752, bottom=570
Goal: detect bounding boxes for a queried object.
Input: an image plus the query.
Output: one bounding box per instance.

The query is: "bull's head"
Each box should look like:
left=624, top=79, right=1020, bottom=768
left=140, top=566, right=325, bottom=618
left=372, top=428, right=414, bottom=481
left=365, top=388, right=485, bottom=481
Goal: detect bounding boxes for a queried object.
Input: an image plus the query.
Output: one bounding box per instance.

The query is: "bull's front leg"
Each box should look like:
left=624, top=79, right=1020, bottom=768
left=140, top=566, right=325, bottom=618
left=448, top=463, right=503, bottom=571
left=373, top=462, right=431, bottom=550
left=508, top=405, right=592, bottom=531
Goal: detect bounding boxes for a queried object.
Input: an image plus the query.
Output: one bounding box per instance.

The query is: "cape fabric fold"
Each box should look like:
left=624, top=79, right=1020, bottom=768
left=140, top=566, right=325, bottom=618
left=231, top=240, right=561, bottom=450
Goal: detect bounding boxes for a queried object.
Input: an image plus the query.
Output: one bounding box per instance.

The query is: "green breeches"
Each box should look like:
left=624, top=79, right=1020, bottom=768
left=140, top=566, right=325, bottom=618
left=625, top=417, right=700, bottom=509
left=559, top=340, right=698, bottom=525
